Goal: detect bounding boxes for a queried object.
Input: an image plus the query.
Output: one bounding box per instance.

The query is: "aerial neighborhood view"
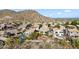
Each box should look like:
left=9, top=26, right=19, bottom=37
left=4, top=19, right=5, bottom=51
left=0, top=9, right=79, bottom=49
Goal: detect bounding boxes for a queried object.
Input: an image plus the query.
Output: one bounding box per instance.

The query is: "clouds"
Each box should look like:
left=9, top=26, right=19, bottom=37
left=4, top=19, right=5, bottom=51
left=36, top=9, right=79, bottom=18
left=64, top=10, right=71, bottom=12
left=56, top=10, right=71, bottom=15
left=57, top=12, right=62, bottom=15
left=55, top=10, right=72, bottom=18
left=56, top=9, right=79, bottom=18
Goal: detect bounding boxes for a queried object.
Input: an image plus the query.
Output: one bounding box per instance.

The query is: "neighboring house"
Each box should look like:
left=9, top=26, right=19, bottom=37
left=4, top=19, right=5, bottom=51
left=67, top=25, right=79, bottom=39
left=53, top=26, right=65, bottom=39
left=76, top=25, right=79, bottom=29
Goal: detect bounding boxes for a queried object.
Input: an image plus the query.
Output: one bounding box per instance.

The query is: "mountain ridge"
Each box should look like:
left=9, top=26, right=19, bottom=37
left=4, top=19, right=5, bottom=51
left=0, top=9, right=54, bottom=23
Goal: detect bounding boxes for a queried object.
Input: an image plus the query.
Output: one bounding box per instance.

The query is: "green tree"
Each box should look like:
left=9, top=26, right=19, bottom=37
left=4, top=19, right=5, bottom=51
left=71, top=20, right=77, bottom=25
left=54, top=24, right=60, bottom=28
left=48, top=24, right=51, bottom=27
left=68, top=39, right=79, bottom=48
left=64, top=21, right=70, bottom=28
left=26, top=32, right=41, bottom=40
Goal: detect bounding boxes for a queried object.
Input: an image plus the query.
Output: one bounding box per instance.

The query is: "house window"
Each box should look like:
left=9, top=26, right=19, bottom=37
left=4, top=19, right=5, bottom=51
left=55, top=32, right=58, bottom=33
left=60, top=31, right=63, bottom=33
left=71, top=32, right=72, bottom=33
left=56, top=34, right=59, bottom=36
left=61, top=34, right=64, bottom=36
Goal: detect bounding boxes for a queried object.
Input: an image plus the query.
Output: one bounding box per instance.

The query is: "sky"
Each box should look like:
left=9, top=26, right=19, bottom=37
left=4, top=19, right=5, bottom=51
left=35, top=9, right=79, bottom=18
left=12, top=9, right=79, bottom=18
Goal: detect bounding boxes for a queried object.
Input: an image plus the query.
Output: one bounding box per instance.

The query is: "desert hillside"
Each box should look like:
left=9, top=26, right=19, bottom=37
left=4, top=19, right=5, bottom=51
left=0, top=9, right=54, bottom=23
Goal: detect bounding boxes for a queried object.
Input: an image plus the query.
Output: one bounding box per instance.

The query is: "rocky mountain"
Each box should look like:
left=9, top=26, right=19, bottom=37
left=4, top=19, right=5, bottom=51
left=0, top=9, right=54, bottom=23
left=0, top=9, right=16, bottom=18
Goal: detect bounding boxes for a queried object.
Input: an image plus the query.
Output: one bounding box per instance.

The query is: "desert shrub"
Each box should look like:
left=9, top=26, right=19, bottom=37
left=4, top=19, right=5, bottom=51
left=14, top=38, right=20, bottom=45
left=70, top=20, right=79, bottom=25
left=44, top=43, right=52, bottom=49
left=59, top=40, right=66, bottom=46
left=74, top=40, right=79, bottom=48
left=20, top=40, right=31, bottom=49
left=45, top=32, right=48, bottom=36
left=0, top=40, right=5, bottom=49
left=64, top=21, right=70, bottom=26
left=54, top=24, right=60, bottom=28
left=26, top=32, right=42, bottom=40
left=69, top=39, right=79, bottom=48
left=58, top=40, right=70, bottom=48
left=4, top=37, right=20, bottom=49
left=4, top=37, right=15, bottom=48
left=48, top=24, right=51, bottom=27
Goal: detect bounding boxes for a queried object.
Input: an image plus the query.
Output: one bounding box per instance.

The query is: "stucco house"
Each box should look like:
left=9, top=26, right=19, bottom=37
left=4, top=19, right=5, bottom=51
left=53, top=26, right=65, bottom=39
left=67, top=25, right=79, bottom=39
left=76, top=25, right=79, bottom=29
